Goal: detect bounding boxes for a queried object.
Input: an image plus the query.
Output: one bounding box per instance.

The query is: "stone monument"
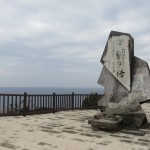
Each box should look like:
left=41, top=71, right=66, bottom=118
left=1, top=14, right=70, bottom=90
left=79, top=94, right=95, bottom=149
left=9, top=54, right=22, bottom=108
left=89, top=31, right=150, bottom=130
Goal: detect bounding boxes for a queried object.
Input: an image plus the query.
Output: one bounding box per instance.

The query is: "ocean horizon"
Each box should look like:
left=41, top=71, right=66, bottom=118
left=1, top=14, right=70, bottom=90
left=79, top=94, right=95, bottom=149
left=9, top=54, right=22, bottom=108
left=0, top=87, right=104, bottom=95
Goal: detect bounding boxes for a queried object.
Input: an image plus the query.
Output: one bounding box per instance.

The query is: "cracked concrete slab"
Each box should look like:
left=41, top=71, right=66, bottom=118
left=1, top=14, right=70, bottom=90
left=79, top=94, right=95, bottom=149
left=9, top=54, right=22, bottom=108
left=0, top=104, right=149, bottom=150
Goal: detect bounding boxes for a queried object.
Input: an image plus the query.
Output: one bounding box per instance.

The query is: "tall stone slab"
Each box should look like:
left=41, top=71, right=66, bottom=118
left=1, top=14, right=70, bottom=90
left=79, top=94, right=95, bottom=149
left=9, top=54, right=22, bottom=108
left=101, top=31, right=134, bottom=91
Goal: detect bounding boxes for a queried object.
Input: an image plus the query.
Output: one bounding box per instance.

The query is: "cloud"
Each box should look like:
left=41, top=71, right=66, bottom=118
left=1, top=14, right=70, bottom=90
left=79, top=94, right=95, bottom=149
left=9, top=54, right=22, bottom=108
left=0, top=0, right=150, bottom=87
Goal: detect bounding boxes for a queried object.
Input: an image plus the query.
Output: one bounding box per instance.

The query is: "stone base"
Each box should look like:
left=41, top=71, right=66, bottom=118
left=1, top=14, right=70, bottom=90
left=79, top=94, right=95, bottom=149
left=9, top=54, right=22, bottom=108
left=120, top=113, right=148, bottom=129
left=88, top=111, right=148, bottom=131
left=88, top=118, right=122, bottom=130
left=101, top=102, right=148, bottom=129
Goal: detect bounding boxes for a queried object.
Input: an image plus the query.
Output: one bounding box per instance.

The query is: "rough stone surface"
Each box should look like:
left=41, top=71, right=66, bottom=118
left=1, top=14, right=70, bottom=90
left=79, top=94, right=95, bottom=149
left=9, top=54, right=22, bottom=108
left=101, top=34, right=132, bottom=91
left=120, top=113, right=148, bottom=129
left=91, top=118, right=121, bottom=130
left=95, top=31, right=150, bottom=129
left=98, top=56, right=150, bottom=109
left=97, top=66, right=129, bottom=107
left=132, top=56, right=150, bottom=102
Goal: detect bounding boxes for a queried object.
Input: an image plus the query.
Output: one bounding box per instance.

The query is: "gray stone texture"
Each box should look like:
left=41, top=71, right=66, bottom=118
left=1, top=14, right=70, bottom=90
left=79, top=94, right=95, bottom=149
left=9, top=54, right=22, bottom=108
left=100, top=31, right=134, bottom=91
left=91, top=118, right=121, bottom=130
left=132, top=56, right=150, bottom=101
left=98, top=56, right=150, bottom=109
left=96, top=31, right=150, bottom=128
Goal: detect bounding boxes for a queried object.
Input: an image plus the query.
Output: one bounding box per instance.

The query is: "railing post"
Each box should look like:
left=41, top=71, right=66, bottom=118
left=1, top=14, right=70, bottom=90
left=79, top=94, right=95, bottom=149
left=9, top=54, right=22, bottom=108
left=53, top=92, right=56, bottom=113
left=72, top=92, right=74, bottom=110
left=95, top=93, right=98, bottom=109
left=23, top=92, right=27, bottom=117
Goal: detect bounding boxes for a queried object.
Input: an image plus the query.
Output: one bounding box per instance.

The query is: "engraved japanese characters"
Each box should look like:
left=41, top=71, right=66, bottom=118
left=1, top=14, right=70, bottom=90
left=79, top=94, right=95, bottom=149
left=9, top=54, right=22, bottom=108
left=101, top=35, right=131, bottom=91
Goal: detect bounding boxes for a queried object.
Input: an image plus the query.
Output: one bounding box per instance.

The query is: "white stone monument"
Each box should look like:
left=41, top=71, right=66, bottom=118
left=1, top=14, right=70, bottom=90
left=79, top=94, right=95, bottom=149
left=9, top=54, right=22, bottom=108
left=92, top=31, right=150, bottom=128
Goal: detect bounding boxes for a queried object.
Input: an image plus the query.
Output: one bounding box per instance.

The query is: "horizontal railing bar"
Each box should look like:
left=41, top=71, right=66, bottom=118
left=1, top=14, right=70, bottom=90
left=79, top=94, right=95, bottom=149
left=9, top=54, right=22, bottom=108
left=0, top=94, right=103, bottom=96
left=0, top=94, right=24, bottom=96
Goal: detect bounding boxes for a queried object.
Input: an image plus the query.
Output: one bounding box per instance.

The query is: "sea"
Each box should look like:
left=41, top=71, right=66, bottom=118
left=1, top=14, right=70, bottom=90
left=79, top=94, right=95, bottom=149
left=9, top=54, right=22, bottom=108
left=0, top=87, right=104, bottom=95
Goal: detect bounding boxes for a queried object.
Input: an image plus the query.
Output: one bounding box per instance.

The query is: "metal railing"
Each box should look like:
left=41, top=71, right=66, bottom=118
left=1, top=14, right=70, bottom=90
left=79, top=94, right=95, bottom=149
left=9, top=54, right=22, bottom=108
left=0, top=92, right=103, bottom=116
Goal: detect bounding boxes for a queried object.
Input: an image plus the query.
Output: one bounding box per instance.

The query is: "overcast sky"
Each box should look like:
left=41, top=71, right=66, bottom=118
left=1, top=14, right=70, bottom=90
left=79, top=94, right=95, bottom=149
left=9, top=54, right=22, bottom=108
left=0, top=0, right=150, bottom=87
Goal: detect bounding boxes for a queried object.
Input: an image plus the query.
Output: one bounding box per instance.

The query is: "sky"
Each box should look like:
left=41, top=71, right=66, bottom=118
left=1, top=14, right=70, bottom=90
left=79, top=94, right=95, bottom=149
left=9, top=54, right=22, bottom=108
left=0, top=0, right=150, bottom=88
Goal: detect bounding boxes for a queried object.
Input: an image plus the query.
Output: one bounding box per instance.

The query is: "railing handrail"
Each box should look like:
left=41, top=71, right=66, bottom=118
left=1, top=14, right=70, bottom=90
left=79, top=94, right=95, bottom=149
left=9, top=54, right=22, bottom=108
left=0, top=93, right=24, bottom=96
left=0, top=93, right=102, bottom=96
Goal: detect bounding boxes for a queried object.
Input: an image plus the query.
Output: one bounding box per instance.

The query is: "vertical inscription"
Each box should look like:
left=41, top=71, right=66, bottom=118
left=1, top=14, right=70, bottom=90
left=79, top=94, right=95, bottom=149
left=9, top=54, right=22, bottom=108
left=102, top=35, right=130, bottom=91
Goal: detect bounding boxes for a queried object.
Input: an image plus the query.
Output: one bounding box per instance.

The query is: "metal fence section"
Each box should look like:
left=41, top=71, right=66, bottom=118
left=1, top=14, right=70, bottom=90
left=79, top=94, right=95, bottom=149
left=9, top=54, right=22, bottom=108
left=0, top=92, right=103, bottom=116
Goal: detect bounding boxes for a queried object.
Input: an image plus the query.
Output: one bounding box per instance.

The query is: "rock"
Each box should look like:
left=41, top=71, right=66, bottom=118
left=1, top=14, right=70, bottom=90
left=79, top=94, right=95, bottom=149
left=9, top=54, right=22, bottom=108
left=91, top=31, right=150, bottom=130
left=97, top=31, right=150, bottom=108
left=91, top=118, right=122, bottom=130
left=120, top=113, right=148, bottom=129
